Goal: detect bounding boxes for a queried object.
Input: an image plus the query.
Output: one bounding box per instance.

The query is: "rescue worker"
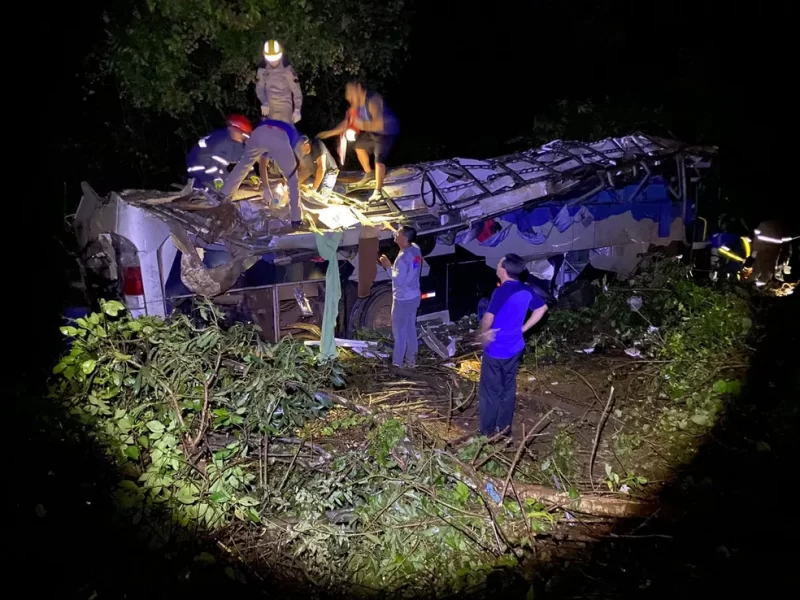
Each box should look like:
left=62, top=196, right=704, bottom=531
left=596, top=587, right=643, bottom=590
left=379, top=225, right=422, bottom=369
left=709, top=227, right=751, bottom=281
left=219, top=119, right=306, bottom=231
left=297, top=135, right=339, bottom=197
left=256, top=40, right=303, bottom=125
left=186, top=115, right=253, bottom=190
left=749, top=220, right=795, bottom=286
left=318, top=81, right=399, bottom=201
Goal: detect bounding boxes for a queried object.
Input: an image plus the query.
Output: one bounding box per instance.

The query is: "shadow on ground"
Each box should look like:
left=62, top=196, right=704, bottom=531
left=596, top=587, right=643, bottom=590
left=13, top=235, right=799, bottom=598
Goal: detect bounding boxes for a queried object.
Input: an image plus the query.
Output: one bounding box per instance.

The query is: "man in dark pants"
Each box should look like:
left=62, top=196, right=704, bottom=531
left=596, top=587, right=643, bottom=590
left=477, top=254, right=548, bottom=437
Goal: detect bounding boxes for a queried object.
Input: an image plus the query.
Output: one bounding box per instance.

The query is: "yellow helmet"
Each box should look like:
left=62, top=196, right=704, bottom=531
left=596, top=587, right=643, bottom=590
left=263, top=40, right=283, bottom=62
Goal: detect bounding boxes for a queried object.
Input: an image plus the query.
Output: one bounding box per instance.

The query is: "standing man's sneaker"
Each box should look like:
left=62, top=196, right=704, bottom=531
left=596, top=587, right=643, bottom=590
left=354, top=172, right=376, bottom=187
left=369, top=189, right=385, bottom=203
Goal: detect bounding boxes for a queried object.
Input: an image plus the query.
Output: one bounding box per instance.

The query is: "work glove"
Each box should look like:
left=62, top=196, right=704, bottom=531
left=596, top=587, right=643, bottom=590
left=213, top=178, right=224, bottom=190
left=261, top=104, right=270, bottom=117
left=292, top=109, right=302, bottom=123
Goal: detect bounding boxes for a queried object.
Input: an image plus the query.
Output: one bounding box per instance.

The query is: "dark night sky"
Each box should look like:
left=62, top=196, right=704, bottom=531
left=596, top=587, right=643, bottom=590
left=43, top=0, right=796, bottom=226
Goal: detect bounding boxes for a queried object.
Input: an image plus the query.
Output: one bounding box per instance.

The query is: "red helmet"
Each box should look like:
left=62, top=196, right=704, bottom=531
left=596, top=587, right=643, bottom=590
left=226, top=114, right=253, bottom=134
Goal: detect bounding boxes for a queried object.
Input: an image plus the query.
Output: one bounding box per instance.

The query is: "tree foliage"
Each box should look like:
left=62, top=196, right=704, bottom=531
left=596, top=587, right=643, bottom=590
left=102, top=0, right=410, bottom=122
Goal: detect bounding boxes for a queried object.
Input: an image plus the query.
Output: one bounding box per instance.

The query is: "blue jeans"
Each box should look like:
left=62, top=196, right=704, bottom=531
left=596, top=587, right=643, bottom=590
left=479, top=352, right=523, bottom=436
left=391, top=297, right=420, bottom=367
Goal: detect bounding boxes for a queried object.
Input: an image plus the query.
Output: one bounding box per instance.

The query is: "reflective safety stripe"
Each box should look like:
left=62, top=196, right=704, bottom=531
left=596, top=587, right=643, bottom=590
left=205, top=166, right=219, bottom=174
left=757, top=234, right=784, bottom=244
left=211, top=155, right=229, bottom=166
left=198, top=136, right=210, bottom=148
left=719, top=247, right=746, bottom=263
left=187, top=165, right=205, bottom=172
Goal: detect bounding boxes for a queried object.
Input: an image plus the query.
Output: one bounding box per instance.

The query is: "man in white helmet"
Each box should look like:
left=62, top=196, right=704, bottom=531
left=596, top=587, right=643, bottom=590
left=256, top=40, right=303, bottom=125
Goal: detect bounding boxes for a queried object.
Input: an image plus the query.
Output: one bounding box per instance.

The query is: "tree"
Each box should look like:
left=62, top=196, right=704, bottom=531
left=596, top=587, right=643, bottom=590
left=100, top=0, right=411, bottom=128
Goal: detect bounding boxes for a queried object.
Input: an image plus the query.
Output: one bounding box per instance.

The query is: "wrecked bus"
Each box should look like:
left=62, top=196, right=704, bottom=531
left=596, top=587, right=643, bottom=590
left=74, top=133, right=715, bottom=340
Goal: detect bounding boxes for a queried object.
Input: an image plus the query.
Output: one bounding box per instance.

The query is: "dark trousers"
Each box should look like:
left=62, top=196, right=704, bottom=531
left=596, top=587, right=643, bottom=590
left=478, top=352, right=523, bottom=436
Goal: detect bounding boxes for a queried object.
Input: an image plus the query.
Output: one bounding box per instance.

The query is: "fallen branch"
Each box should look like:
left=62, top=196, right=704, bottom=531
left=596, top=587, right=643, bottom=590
left=278, top=439, right=304, bottom=493
left=499, top=409, right=555, bottom=504
left=588, top=386, right=616, bottom=492
left=438, top=450, right=653, bottom=519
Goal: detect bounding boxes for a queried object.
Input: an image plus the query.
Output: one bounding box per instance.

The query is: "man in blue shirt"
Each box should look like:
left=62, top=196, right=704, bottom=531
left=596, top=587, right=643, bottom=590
left=477, top=253, right=548, bottom=437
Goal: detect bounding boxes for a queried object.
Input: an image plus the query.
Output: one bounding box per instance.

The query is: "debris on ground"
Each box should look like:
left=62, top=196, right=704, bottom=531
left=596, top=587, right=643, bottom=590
left=47, top=256, right=761, bottom=597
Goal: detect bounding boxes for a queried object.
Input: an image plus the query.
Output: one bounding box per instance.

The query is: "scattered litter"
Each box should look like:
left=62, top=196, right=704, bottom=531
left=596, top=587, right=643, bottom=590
left=293, top=287, right=313, bottom=317
left=443, top=362, right=456, bottom=368
left=552, top=474, right=562, bottom=490
left=619, top=484, right=631, bottom=494
left=564, top=511, right=575, bottom=522
left=544, top=391, right=552, bottom=395
left=647, top=325, right=659, bottom=333
left=420, top=327, right=451, bottom=359
left=485, top=482, right=502, bottom=503
left=528, top=375, right=536, bottom=382
left=550, top=382, right=559, bottom=386
left=627, top=296, right=643, bottom=311
left=624, top=347, right=642, bottom=358
left=576, top=335, right=601, bottom=354
left=304, top=338, right=388, bottom=359
left=446, top=336, right=458, bottom=357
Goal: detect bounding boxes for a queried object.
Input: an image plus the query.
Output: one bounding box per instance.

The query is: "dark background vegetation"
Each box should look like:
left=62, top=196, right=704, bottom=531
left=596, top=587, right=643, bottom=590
left=16, top=0, right=798, bottom=597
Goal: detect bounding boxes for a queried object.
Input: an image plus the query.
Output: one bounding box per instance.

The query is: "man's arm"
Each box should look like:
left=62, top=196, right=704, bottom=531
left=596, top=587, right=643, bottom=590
left=317, top=119, right=349, bottom=139
left=478, top=312, right=497, bottom=346
left=522, top=305, right=548, bottom=333
left=312, top=154, right=325, bottom=191
left=255, top=68, right=269, bottom=112
left=288, top=65, right=303, bottom=112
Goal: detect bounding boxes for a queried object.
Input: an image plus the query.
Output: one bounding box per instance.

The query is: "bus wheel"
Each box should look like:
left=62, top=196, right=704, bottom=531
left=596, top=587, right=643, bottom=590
left=347, top=284, right=393, bottom=337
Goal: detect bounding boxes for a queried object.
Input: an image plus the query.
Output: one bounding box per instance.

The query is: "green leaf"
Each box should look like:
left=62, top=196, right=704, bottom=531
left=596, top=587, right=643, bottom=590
left=103, top=300, right=126, bottom=317
left=712, top=379, right=728, bottom=394
left=194, top=552, right=216, bottom=564
left=60, top=325, right=78, bottom=337
left=146, top=420, right=165, bottom=434
left=247, top=508, right=261, bottom=523
left=238, top=496, right=259, bottom=507
left=52, top=361, right=67, bottom=375
left=690, top=414, right=709, bottom=426
left=176, top=485, right=198, bottom=505
left=81, top=359, right=97, bottom=375
left=123, top=446, right=140, bottom=460
left=209, top=492, right=231, bottom=504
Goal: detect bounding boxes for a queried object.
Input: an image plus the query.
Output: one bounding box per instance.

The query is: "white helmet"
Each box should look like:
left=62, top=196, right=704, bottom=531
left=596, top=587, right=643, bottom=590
left=263, top=40, right=283, bottom=63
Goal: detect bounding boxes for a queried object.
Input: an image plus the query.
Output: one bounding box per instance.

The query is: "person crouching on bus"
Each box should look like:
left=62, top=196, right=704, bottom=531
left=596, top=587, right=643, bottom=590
left=297, top=136, right=339, bottom=198
left=318, top=81, right=399, bottom=202
left=186, top=115, right=253, bottom=190
left=379, top=226, right=422, bottom=369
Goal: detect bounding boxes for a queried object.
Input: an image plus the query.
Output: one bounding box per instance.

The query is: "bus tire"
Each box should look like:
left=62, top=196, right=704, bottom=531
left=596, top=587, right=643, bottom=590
left=347, top=284, right=393, bottom=337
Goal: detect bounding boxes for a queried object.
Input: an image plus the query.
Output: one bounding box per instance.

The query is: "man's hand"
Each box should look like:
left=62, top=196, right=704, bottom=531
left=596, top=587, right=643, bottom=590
left=261, top=105, right=270, bottom=117
left=379, top=254, right=392, bottom=269
left=292, top=109, right=302, bottom=123
left=477, top=328, right=499, bottom=346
